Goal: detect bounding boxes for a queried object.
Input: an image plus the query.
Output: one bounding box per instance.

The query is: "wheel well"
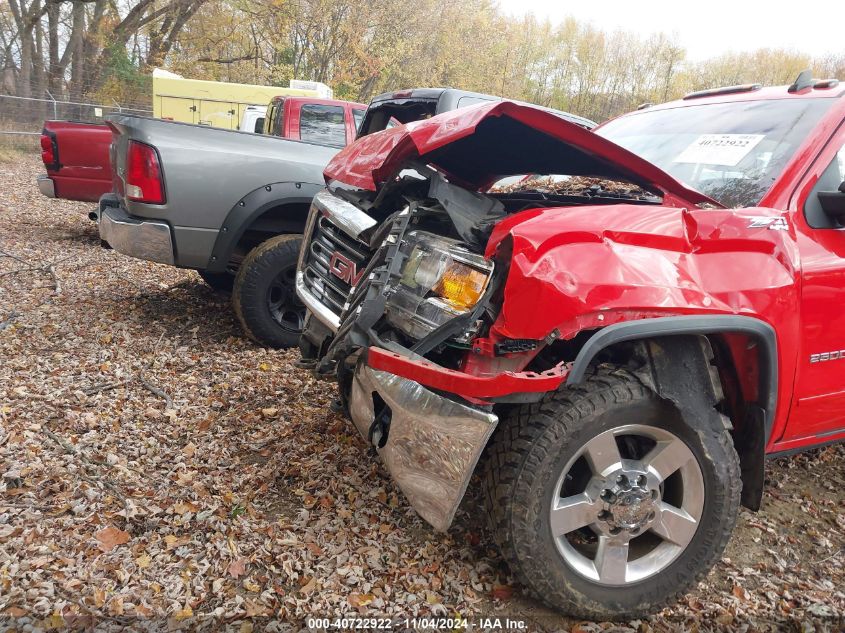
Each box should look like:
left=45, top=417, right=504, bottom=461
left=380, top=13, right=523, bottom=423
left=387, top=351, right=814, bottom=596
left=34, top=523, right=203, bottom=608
left=568, top=332, right=763, bottom=431
left=528, top=329, right=771, bottom=511
left=229, top=202, right=310, bottom=268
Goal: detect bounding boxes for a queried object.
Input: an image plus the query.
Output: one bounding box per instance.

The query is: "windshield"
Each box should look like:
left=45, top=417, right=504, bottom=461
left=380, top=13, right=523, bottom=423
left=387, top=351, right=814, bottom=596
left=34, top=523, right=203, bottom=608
left=597, top=99, right=833, bottom=207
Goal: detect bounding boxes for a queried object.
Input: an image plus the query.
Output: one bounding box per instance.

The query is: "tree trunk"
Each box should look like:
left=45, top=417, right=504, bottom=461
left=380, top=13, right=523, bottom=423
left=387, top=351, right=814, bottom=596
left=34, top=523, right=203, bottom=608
left=46, top=0, right=60, bottom=96
left=69, top=1, right=85, bottom=104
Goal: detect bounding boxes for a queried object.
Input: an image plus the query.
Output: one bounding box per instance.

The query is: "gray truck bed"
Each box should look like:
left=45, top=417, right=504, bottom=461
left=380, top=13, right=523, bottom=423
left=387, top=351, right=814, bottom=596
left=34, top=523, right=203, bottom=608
left=106, top=115, right=338, bottom=268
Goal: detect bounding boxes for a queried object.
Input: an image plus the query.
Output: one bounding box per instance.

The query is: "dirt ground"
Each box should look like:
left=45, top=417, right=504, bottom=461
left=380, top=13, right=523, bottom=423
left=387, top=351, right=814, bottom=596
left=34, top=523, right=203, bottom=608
left=1, top=154, right=843, bottom=632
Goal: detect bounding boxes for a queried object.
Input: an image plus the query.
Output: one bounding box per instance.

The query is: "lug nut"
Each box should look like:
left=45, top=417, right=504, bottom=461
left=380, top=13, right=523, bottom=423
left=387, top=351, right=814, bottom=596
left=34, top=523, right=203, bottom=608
left=598, top=510, right=610, bottom=520
left=601, top=489, right=615, bottom=503
left=651, top=490, right=659, bottom=500
left=637, top=474, right=647, bottom=487
left=616, top=474, right=628, bottom=486
left=609, top=527, right=622, bottom=535
left=647, top=511, right=656, bottom=521
left=630, top=527, right=640, bottom=535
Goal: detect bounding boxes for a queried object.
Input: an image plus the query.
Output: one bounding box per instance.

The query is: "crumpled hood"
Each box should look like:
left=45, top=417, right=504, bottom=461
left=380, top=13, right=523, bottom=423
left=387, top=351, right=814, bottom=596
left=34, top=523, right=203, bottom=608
left=324, top=100, right=721, bottom=208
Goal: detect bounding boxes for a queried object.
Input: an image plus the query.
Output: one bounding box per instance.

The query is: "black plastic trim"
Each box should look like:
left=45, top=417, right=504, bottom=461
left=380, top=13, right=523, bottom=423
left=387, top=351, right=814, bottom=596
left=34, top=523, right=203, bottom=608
left=566, top=315, right=779, bottom=440
left=206, top=181, right=323, bottom=273
left=767, top=431, right=845, bottom=459
left=41, top=127, right=60, bottom=171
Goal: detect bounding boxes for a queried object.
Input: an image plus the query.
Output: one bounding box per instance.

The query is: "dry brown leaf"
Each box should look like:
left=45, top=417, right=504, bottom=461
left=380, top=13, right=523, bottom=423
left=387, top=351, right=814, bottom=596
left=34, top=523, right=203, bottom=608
left=491, top=584, right=513, bottom=601
left=172, top=501, right=199, bottom=514
left=174, top=605, right=193, bottom=620
left=227, top=557, right=247, bottom=579
left=136, top=553, right=152, bottom=569
left=95, top=526, right=130, bottom=552
left=93, top=588, right=107, bottom=608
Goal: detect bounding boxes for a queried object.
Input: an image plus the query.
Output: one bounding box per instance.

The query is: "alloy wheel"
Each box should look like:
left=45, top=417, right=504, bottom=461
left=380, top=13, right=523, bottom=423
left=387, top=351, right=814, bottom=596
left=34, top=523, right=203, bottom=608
left=266, top=265, right=305, bottom=332
left=550, top=423, right=704, bottom=586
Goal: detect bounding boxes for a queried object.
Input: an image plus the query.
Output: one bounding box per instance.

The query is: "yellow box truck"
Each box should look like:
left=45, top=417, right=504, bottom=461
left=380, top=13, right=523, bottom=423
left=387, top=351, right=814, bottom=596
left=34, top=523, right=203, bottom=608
left=151, top=69, right=320, bottom=130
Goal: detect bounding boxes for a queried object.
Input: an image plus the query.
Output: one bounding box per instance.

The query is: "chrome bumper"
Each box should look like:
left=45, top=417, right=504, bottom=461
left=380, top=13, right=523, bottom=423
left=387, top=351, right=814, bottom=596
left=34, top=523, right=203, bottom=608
left=296, top=270, right=340, bottom=330
left=99, top=206, right=174, bottom=265
left=36, top=175, right=55, bottom=198
left=348, top=364, right=498, bottom=531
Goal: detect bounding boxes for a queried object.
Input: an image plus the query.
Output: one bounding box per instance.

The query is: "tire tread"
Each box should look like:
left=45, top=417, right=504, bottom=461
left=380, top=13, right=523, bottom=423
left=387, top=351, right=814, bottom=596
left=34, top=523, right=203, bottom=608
left=481, top=366, right=742, bottom=619
left=232, top=234, right=302, bottom=348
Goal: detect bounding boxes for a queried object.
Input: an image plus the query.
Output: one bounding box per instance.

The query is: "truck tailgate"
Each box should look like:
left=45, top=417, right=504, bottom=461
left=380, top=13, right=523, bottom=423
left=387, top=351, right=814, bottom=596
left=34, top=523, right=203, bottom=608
left=40, top=121, right=113, bottom=202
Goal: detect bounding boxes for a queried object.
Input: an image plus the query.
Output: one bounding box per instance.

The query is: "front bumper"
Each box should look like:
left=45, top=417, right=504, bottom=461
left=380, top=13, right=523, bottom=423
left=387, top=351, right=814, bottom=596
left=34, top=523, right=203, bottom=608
left=99, top=205, right=175, bottom=265
left=348, top=363, right=498, bottom=532
left=36, top=175, right=55, bottom=198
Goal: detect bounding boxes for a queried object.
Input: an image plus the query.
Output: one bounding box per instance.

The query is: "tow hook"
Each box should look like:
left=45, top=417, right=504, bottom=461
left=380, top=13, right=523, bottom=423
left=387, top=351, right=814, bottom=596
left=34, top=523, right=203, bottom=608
left=367, top=399, right=392, bottom=449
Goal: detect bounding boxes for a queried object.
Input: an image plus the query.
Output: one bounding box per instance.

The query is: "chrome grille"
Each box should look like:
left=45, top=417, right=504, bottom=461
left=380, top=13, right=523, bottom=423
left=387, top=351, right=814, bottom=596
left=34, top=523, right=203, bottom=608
left=302, top=215, right=370, bottom=318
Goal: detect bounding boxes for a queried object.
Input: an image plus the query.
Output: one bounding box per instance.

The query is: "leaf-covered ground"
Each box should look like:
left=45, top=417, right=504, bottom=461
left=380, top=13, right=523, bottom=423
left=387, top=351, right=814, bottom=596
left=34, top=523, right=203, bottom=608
left=1, top=154, right=843, bottom=632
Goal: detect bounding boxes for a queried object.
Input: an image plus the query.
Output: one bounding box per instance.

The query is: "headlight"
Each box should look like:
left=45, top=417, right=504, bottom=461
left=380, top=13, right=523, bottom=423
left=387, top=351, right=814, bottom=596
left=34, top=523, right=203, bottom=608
left=385, top=231, right=494, bottom=340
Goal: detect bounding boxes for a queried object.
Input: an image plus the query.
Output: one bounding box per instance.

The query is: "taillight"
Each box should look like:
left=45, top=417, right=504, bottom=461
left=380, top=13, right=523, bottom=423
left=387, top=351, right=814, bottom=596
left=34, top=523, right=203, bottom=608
left=40, top=132, right=58, bottom=169
left=125, top=140, right=165, bottom=204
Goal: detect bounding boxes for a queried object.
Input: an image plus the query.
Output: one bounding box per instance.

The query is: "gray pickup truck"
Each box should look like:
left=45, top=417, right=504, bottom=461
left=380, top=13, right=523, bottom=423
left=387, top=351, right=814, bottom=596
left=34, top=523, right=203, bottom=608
left=98, top=88, right=594, bottom=347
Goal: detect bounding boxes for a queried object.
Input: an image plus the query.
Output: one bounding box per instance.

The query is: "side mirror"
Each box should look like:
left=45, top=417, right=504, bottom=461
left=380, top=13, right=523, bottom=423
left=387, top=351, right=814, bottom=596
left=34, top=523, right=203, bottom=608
left=818, top=181, right=845, bottom=220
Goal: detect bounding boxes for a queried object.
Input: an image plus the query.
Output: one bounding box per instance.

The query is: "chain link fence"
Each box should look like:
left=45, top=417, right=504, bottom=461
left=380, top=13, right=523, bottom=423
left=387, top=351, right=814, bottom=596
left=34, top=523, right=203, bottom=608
left=0, top=93, right=152, bottom=133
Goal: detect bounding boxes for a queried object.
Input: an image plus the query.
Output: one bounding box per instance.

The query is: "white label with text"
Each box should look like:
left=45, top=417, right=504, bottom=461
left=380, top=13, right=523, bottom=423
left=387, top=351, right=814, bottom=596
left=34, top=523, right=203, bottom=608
left=675, top=134, right=765, bottom=167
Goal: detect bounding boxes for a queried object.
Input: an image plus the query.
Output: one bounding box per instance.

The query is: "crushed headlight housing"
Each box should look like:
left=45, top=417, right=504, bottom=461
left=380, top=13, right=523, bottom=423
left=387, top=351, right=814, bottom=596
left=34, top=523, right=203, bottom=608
left=385, top=231, right=494, bottom=340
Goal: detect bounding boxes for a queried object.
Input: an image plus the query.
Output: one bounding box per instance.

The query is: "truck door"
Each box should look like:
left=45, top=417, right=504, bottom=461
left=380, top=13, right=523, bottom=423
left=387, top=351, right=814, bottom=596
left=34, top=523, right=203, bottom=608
left=788, top=128, right=845, bottom=441
left=159, top=96, right=199, bottom=124
left=198, top=100, right=237, bottom=128
left=349, top=107, right=365, bottom=144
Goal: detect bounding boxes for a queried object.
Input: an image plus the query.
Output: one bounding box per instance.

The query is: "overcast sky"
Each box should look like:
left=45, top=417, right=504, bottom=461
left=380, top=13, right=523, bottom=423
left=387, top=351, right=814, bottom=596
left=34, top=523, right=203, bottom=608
left=496, top=0, right=844, bottom=61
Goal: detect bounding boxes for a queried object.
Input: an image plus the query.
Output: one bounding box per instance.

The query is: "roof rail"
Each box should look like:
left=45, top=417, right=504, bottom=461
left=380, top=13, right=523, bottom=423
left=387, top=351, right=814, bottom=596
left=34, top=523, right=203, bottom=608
left=814, top=78, right=840, bottom=90
left=788, top=69, right=814, bottom=93
left=683, top=83, right=762, bottom=100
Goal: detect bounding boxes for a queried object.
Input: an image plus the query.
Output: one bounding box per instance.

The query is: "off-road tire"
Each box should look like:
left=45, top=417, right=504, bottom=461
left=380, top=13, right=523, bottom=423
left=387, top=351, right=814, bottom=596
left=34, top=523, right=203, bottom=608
left=481, top=367, right=741, bottom=620
left=232, top=234, right=303, bottom=349
left=198, top=270, right=234, bottom=293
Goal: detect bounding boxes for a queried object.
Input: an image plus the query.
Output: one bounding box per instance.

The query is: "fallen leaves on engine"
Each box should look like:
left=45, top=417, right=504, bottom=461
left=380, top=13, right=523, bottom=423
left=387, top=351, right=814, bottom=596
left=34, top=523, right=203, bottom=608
left=489, top=175, right=655, bottom=200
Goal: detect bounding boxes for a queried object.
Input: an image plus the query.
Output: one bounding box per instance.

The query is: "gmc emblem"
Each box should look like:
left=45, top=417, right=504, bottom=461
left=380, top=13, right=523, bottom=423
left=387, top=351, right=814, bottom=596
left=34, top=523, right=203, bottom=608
left=328, top=251, right=365, bottom=286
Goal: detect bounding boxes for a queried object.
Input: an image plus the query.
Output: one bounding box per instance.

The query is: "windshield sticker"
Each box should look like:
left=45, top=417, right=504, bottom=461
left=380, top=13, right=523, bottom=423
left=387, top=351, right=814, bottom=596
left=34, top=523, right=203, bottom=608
left=674, top=134, right=765, bottom=167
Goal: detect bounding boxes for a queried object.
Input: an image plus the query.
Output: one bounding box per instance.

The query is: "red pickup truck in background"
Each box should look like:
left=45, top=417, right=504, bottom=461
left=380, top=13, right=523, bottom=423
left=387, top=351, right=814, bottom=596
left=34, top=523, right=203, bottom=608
left=37, top=95, right=366, bottom=203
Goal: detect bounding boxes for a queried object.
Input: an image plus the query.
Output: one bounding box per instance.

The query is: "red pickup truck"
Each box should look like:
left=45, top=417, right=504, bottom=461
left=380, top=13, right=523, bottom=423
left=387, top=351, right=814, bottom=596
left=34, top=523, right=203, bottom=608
left=298, top=72, right=845, bottom=618
left=36, top=96, right=366, bottom=203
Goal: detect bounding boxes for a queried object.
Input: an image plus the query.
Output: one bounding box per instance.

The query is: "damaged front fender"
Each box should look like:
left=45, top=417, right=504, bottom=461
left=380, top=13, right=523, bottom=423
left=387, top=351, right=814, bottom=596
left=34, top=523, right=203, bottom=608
left=485, top=204, right=801, bottom=344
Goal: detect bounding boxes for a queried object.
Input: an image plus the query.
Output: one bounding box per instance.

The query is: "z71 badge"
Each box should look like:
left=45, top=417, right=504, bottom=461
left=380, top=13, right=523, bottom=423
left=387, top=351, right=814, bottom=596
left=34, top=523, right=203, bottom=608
left=748, top=217, right=789, bottom=230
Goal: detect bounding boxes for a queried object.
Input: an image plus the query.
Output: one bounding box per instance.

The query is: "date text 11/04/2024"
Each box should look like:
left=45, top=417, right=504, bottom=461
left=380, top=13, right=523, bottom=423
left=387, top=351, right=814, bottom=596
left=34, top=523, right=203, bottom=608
left=305, top=617, right=528, bottom=630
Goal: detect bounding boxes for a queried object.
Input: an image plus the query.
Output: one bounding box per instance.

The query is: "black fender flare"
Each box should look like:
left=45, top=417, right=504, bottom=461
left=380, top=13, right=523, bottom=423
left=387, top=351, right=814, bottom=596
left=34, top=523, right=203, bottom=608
left=205, top=181, right=323, bottom=273
left=566, top=315, right=778, bottom=440
left=566, top=315, right=778, bottom=511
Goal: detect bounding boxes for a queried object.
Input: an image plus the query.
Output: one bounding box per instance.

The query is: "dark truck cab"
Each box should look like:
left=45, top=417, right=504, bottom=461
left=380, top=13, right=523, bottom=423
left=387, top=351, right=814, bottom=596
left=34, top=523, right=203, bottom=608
left=357, top=87, right=596, bottom=136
